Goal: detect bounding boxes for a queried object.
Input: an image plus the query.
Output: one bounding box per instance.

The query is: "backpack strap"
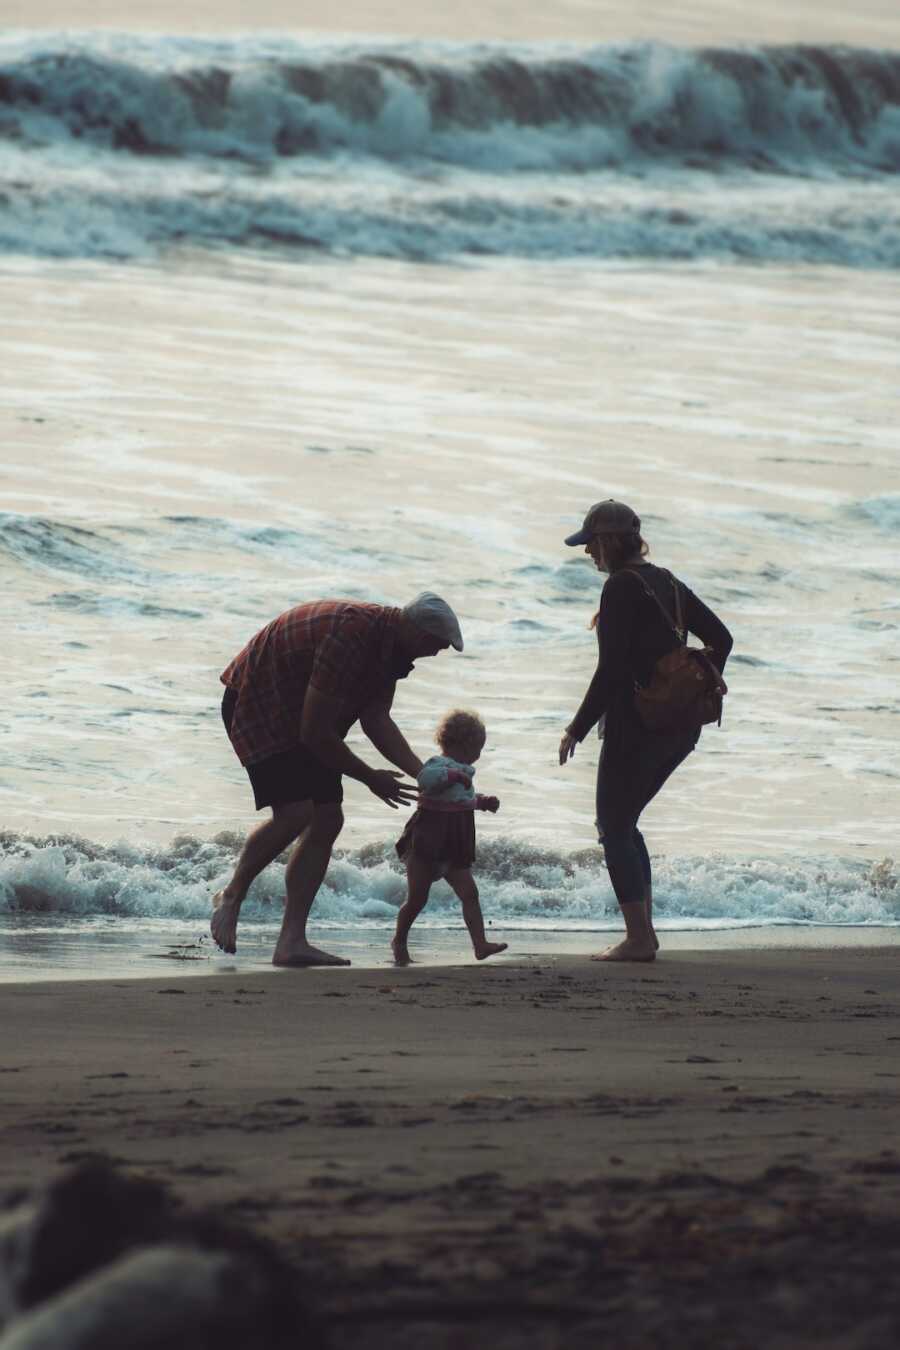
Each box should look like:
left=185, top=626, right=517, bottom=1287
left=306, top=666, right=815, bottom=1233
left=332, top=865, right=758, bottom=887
left=622, top=568, right=687, bottom=645
left=670, top=570, right=686, bottom=643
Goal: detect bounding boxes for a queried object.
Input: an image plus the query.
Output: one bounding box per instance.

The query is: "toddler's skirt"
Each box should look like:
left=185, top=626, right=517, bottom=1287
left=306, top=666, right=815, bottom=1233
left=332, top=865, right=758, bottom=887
left=396, top=808, right=476, bottom=878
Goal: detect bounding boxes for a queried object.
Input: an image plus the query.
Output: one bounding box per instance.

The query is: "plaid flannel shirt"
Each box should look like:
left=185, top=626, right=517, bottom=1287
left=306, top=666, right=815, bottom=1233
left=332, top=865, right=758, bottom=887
left=220, top=601, right=405, bottom=767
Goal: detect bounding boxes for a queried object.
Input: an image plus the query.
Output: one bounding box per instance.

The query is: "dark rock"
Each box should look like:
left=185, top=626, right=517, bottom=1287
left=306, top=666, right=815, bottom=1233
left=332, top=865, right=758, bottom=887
left=0, top=1164, right=325, bottom=1348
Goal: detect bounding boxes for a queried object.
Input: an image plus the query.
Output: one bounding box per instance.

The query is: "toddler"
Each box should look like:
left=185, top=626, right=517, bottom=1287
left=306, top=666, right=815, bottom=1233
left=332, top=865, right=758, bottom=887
left=392, top=709, right=507, bottom=965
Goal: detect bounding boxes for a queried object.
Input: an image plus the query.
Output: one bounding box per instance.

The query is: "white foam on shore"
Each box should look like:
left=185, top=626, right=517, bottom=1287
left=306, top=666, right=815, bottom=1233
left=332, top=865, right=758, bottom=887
left=1, top=833, right=897, bottom=929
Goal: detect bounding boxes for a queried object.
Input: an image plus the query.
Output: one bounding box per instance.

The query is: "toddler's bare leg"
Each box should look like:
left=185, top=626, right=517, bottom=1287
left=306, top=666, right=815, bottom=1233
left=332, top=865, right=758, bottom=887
left=446, top=869, right=507, bottom=961
left=392, top=855, right=433, bottom=965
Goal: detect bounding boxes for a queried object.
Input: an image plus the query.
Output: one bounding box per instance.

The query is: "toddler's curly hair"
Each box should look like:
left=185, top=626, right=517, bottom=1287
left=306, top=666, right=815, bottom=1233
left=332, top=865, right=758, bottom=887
left=436, top=709, right=485, bottom=754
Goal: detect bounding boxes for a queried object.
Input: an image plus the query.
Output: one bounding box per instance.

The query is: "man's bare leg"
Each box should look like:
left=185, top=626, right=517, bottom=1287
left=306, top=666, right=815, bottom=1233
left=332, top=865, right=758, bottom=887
left=592, top=900, right=656, bottom=963
left=272, top=802, right=349, bottom=967
left=392, top=855, right=433, bottom=965
left=211, top=802, right=312, bottom=954
left=447, top=869, right=507, bottom=961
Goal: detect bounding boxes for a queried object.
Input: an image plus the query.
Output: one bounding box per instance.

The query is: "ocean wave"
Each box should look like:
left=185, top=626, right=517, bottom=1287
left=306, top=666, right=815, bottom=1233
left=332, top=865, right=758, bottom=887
left=3, top=37, right=899, bottom=265
left=2, top=178, right=899, bottom=265
left=847, top=494, right=900, bottom=531
left=37, top=593, right=204, bottom=620
left=0, top=513, right=158, bottom=583
left=0, top=511, right=403, bottom=595
left=1, top=831, right=897, bottom=928
left=1, top=40, right=899, bottom=172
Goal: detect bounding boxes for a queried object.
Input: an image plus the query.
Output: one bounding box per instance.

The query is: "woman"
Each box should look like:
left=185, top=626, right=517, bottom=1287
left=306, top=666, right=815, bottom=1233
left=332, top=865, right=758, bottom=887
left=559, top=499, right=732, bottom=962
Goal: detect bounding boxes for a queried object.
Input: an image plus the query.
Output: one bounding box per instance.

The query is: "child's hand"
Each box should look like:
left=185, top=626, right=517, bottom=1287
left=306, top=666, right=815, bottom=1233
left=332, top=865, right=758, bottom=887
left=482, top=795, right=500, bottom=813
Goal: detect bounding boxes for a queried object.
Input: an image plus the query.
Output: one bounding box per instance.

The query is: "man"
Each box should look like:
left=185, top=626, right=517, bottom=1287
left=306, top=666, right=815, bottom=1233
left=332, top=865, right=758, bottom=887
left=211, top=592, right=463, bottom=967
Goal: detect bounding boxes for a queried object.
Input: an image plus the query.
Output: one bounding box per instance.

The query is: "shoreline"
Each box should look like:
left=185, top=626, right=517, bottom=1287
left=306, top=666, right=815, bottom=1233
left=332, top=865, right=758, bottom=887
left=1, top=922, right=899, bottom=985
left=3, top=948, right=899, bottom=1345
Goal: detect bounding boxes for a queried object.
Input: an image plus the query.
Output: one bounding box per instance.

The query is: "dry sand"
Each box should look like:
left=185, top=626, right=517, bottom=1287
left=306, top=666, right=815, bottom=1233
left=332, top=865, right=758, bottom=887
left=2, top=948, right=899, bottom=1346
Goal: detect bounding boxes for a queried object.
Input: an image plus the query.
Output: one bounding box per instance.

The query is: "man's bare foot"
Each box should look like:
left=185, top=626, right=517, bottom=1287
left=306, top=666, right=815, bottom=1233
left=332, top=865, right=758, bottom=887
left=591, top=939, right=656, bottom=963
left=651, top=928, right=660, bottom=951
left=272, top=941, right=350, bottom=968
left=474, top=941, right=508, bottom=961
left=391, top=937, right=413, bottom=966
left=210, top=890, right=241, bottom=954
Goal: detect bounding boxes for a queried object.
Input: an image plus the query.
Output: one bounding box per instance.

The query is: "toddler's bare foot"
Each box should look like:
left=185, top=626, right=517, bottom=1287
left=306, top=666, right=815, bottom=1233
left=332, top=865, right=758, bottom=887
left=210, top=890, right=241, bottom=954
left=391, top=937, right=413, bottom=966
left=474, top=941, right=507, bottom=961
left=591, top=939, right=656, bottom=963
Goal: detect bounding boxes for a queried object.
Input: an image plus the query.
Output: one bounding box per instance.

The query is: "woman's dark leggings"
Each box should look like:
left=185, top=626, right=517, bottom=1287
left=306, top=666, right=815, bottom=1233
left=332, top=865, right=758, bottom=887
left=595, top=732, right=696, bottom=905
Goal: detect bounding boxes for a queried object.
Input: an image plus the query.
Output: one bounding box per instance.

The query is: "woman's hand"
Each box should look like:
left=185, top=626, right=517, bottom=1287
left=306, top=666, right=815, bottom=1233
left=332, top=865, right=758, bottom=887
left=559, top=731, right=577, bottom=765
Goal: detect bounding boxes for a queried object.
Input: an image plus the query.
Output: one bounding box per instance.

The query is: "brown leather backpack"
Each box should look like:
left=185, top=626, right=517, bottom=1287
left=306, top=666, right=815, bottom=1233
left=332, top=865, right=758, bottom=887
left=624, top=569, right=728, bottom=733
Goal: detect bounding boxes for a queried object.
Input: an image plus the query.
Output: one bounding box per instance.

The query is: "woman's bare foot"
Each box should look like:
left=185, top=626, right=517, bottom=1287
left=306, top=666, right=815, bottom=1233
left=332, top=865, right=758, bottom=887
left=210, top=891, right=241, bottom=954
left=272, top=940, right=350, bottom=968
left=474, top=941, right=508, bottom=961
left=391, top=937, right=413, bottom=966
left=591, top=939, right=656, bottom=963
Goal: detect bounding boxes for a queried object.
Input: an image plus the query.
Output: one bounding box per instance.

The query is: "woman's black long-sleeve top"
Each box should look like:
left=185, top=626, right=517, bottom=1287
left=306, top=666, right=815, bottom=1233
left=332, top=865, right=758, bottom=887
left=567, top=563, right=733, bottom=744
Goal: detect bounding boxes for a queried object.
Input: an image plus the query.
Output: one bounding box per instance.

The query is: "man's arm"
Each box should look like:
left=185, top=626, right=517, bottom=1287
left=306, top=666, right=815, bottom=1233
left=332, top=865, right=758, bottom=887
left=358, top=697, right=423, bottom=778
left=301, top=687, right=416, bottom=807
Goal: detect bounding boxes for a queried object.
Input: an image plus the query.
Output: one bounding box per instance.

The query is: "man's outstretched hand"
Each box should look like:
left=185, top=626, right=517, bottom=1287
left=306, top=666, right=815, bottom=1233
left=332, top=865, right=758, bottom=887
left=367, top=768, right=418, bottom=808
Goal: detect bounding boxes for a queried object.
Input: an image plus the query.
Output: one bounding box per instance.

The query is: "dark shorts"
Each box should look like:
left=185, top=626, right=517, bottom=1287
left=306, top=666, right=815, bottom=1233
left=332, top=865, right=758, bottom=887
left=221, top=689, right=343, bottom=811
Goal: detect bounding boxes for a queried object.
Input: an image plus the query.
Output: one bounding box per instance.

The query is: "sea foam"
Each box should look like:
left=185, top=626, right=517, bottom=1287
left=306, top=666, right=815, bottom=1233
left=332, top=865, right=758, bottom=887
left=1, top=832, right=897, bottom=930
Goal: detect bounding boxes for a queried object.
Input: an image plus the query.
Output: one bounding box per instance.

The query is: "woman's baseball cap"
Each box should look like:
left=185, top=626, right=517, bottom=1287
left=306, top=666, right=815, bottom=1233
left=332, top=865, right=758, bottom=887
left=564, top=499, right=641, bottom=546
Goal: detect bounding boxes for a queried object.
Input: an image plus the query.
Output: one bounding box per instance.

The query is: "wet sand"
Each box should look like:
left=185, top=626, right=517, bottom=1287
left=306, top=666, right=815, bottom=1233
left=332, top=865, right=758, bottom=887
left=2, top=948, right=899, bottom=1346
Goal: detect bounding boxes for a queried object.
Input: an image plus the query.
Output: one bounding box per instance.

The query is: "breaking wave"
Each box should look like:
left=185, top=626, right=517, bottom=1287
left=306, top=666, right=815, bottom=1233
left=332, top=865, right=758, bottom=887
left=2, top=40, right=899, bottom=170
left=1, top=35, right=900, bottom=264
left=1, top=832, right=898, bottom=929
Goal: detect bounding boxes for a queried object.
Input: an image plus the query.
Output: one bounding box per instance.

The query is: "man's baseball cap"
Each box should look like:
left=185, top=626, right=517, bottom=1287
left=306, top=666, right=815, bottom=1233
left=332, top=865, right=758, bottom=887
left=564, top=499, right=641, bottom=546
left=403, top=592, right=464, bottom=651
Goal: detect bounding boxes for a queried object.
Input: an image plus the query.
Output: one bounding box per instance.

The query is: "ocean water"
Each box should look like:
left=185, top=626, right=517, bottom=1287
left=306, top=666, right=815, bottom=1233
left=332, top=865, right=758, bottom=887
left=2, top=19, right=899, bottom=969
left=2, top=34, right=900, bottom=265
